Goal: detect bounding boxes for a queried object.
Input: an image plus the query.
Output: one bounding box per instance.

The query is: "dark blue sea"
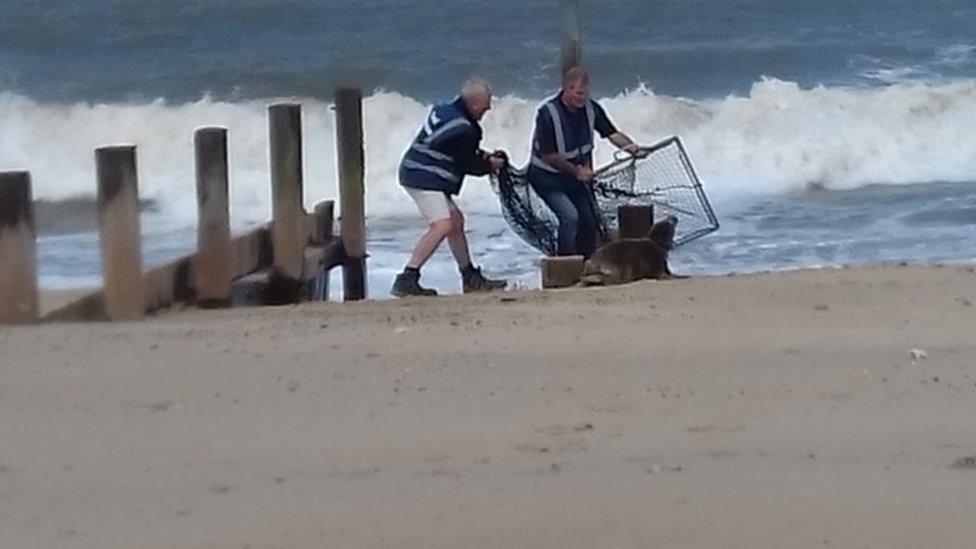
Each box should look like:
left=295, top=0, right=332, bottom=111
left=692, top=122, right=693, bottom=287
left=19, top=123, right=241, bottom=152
left=2, top=0, right=976, bottom=295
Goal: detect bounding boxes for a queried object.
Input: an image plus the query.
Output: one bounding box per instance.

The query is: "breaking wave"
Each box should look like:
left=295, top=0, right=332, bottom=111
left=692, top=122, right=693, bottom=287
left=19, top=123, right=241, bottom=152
left=3, top=77, right=976, bottom=232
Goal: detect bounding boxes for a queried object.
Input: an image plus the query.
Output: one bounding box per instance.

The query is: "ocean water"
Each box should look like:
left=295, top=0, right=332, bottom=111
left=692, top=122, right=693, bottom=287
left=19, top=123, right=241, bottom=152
left=2, top=0, right=976, bottom=297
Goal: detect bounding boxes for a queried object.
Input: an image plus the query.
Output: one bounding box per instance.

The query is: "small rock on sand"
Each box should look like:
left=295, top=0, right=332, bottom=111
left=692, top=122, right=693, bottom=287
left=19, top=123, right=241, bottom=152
left=909, top=349, right=928, bottom=363
left=209, top=484, right=232, bottom=494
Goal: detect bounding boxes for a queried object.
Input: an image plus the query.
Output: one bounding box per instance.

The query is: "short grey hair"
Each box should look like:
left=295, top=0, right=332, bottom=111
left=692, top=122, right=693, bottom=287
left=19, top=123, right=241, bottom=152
left=562, top=66, right=589, bottom=88
left=460, top=76, right=492, bottom=99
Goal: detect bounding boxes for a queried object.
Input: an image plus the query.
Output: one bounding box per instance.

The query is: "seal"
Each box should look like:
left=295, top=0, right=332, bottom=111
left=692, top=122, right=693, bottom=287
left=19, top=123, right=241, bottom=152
left=580, top=216, right=679, bottom=286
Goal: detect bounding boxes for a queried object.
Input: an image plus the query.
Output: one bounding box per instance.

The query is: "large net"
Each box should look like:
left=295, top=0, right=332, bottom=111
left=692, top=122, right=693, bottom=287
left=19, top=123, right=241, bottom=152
left=491, top=136, right=719, bottom=255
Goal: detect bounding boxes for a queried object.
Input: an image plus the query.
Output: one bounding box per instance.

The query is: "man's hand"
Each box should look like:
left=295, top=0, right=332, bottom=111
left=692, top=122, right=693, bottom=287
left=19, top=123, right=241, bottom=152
left=484, top=149, right=508, bottom=172
left=488, top=155, right=507, bottom=171
left=610, top=133, right=648, bottom=159
left=576, top=165, right=595, bottom=183
left=624, top=143, right=649, bottom=159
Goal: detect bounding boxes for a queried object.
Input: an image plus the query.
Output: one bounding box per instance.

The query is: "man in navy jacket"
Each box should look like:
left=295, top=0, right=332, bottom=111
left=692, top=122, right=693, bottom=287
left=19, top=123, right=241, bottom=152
left=393, top=76, right=508, bottom=297
left=529, top=66, right=647, bottom=258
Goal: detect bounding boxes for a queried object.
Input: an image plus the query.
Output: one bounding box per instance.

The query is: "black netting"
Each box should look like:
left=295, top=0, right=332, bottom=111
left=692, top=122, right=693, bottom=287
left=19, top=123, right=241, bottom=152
left=491, top=136, right=719, bottom=255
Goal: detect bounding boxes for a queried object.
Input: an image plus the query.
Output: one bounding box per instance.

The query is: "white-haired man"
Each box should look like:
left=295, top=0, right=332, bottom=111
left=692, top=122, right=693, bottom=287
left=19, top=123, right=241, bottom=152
left=392, top=77, right=509, bottom=297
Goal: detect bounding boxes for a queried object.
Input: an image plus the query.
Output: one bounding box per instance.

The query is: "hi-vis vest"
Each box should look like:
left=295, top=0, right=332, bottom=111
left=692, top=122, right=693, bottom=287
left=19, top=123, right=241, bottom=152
left=399, top=98, right=481, bottom=195
left=530, top=94, right=597, bottom=174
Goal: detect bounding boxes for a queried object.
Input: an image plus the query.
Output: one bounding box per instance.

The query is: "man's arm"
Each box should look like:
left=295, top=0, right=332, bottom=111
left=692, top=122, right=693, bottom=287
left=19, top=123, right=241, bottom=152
left=542, top=153, right=583, bottom=178
left=442, top=132, right=493, bottom=176
left=608, top=132, right=641, bottom=155
left=595, top=102, right=644, bottom=157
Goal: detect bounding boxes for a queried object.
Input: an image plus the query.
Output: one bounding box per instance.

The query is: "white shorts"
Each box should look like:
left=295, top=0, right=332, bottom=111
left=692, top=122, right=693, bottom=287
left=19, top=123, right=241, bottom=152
left=404, top=186, right=459, bottom=223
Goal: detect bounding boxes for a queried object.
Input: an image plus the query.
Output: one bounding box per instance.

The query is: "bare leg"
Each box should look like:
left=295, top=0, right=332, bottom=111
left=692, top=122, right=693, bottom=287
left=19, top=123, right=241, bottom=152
left=446, top=208, right=473, bottom=269
left=406, top=218, right=454, bottom=269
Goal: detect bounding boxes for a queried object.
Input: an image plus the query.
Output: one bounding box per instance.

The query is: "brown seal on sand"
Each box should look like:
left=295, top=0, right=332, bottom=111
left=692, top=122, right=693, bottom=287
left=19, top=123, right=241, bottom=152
left=580, top=216, right=680, bottom=286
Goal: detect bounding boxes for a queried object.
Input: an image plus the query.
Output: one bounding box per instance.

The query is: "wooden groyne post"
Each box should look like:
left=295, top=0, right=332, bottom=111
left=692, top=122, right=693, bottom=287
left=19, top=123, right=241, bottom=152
left=194, top=127, right=232, bottom=307
left=307, top=200, right=336, bottom=299
left=0, top=171, right=39, bottom=323
left=96, top=146, right=144, bottom=321
left=617, top=205, right=654, bottom=239
left=336, top=87, right=367, bottom=301
left=268, top=103, right=306, bottom=302
left=34, top=96, right=357, bottom=322
left=560, top=0, right=583, bottom=74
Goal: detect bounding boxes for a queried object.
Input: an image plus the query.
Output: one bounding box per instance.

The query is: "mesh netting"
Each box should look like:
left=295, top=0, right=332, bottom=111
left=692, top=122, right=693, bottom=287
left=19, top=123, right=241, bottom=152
left=491, top=136, right=719, bottom=255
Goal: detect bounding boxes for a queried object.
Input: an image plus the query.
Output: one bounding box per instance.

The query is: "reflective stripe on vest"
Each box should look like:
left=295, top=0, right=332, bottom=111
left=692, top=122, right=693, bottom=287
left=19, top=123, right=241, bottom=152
left=401, top=159, right=460, bottom=184
left=411, top=144, right=453, bottom=162
left=422, top=116, right=471, bottom=147
left=531, top=96, right=596, bottom=173
left=401, top=105, right=472, bottom=185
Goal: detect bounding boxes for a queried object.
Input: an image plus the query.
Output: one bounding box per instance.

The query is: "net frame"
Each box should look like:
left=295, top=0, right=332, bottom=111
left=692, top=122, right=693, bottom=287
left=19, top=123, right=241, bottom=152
left=592, top=136, right=719, bottom=246
left=491, top=135, right=719, bottom=254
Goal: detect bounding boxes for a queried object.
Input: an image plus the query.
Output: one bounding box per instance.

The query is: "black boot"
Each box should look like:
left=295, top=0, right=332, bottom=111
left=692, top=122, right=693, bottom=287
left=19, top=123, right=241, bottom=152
left=391, top=268, right=438, bottom=297
left=461, top=265, right=507, bottom=293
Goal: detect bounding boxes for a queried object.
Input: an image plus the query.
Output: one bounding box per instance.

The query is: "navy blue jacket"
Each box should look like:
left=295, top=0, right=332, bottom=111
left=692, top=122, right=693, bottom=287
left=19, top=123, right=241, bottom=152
left=399, top=97, right=491, bottom=195
left=528, top=92, right=617, bottom=189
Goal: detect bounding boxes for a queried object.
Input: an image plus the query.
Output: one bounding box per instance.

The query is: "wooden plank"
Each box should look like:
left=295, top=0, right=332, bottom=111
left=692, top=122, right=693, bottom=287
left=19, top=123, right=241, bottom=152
left=230, top=239, right=342, bottom=306
left=617, top=204, right=654, bottom=239
left=303, top=240, right=344, bottom=301
left=0, top=171, right=39, bottom=324
left=308, top=200, right=334, bottom=245
left=42, top=223, right=274, bottom=322
left=144, top=254, right=194, bottom=313
left=541, top=255, right=585, bottom=288
left=40, top=292, right=106, bottom=323
left=231, top=224, right=273, bottom=280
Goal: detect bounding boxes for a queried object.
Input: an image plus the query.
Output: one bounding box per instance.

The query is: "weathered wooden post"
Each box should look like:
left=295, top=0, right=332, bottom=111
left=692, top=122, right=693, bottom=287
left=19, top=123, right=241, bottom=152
left=304, top=200, right=336, bottom=301
left=96, top=146, right=144, bottom=321
left=560, top=0, right=583, bottom=75
left=194, top=127, right=232, bottom=307
left=336, top=87, right=367, bottom=301
left=312, top=200, right=335, bottom=244
left=0, top=171, right=39, bottom=324
left=617, top=204, right=654, bottom=239
left=268, top=103, right=305, bottom=302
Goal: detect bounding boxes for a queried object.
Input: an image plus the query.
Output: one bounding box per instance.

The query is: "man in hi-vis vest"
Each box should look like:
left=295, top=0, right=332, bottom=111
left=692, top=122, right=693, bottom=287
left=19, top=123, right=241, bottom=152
left=529, top=66, right=646, bottom=258
left=393, top=76, right=509, bottom=297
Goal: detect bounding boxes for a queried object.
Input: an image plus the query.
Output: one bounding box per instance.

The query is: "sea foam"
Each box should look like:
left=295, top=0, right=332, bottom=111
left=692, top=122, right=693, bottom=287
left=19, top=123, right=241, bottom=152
left=3, top=77, right=976, bottom=232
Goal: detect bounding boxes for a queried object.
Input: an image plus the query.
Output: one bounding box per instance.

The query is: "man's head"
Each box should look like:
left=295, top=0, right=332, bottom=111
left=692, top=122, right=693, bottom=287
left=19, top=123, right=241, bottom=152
left=561, top=66, right=590, bottom=109
left=460, top=76, right=492, bottom=120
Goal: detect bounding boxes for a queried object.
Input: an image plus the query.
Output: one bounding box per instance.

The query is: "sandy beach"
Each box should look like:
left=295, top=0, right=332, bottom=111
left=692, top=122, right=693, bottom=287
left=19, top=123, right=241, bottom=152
left=2, top=264, right=976, bottom=548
